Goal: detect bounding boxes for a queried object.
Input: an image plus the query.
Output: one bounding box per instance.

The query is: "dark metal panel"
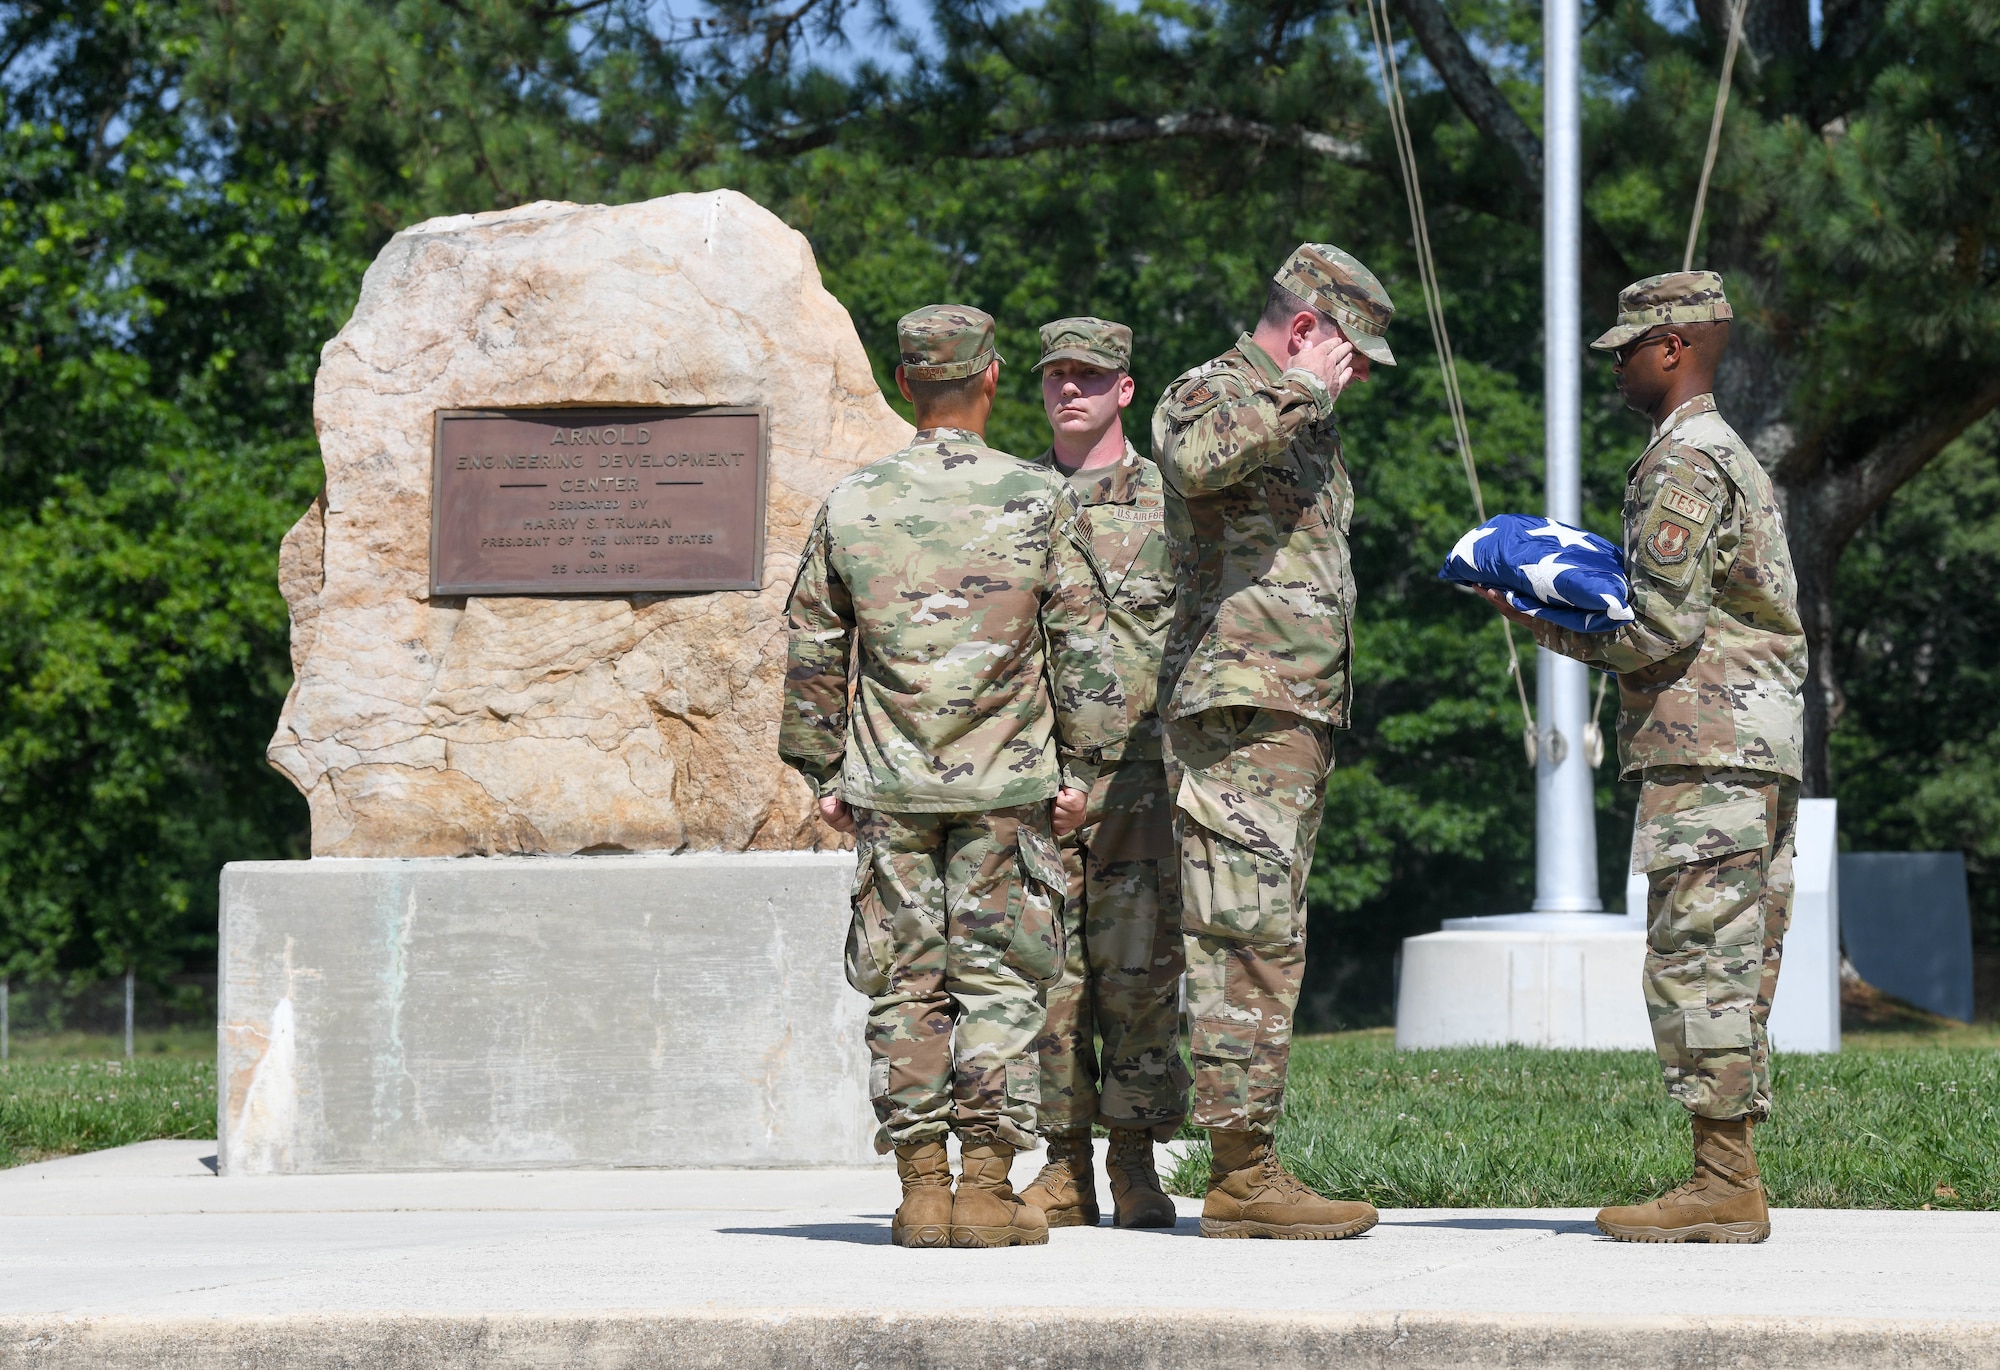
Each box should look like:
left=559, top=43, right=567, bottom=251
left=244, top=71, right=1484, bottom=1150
left=429, top=406, right=768, bottom=596
left=1839, top=851, right=1974, bottom=1023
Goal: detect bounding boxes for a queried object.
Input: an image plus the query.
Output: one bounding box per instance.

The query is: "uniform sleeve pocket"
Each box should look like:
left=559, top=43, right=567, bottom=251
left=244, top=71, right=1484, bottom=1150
left=1633, top=796, right=1767, bottom=873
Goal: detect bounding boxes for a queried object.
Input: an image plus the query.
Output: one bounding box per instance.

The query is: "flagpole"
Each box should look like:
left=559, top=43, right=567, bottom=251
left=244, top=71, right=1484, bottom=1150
left=1534, top=0, right=1602, bottom=912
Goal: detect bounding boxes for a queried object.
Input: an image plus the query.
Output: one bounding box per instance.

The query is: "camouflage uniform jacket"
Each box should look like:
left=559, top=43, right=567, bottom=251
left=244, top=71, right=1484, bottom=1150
left=1032, top=439, right=1176, bottom=759
left=1534, top=393, right=1807, bottom=779
left=1151, top=334, right=1356, bottom=726
left=780, top=427, right=1127, bottom=812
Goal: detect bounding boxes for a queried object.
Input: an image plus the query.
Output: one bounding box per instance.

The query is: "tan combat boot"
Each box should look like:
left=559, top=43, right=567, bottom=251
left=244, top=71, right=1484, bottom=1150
left=1106, top=1128, right=1178, bottom=1229
left=1596, top=1115, right=1771, bottom=1244
left=1020, top=1129, right=1100, bottom=1228
left=890, top=1139, right=954, bottom=1248
left=951, top=1133, right=1050, bottom=1248
left=1201, top=1128, right=1378, bottom=1239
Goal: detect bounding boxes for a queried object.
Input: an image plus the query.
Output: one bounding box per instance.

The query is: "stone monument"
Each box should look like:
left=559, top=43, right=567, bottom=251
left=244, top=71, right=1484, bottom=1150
left=219, top=191, right=912, bottom=1174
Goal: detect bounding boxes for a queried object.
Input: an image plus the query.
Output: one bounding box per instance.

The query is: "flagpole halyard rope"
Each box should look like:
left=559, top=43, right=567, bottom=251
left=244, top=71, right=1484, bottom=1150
left=1684, top=0, right=1749, bottom=271
left=1366, top=0, right=1537, bottom=756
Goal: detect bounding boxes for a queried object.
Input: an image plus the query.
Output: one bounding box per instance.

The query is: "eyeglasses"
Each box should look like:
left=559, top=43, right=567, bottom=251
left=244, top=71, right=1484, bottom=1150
left=1613, top=333, right=1679, bottom=365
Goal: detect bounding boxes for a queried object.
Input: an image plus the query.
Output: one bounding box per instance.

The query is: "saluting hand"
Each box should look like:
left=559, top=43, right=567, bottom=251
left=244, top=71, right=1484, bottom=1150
left=1051, top=786, right=1088, bottom=837
left=1294, top=336, right=1359, bottom=400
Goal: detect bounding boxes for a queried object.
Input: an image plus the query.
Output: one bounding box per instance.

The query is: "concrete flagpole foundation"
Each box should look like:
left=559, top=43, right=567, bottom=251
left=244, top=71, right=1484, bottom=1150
left=1393, top=0, right=1639, bottom=1048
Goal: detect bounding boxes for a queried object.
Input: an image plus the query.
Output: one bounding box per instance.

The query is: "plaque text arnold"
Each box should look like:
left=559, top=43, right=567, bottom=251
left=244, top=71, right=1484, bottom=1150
left=430, top=407, right=767, bottom=595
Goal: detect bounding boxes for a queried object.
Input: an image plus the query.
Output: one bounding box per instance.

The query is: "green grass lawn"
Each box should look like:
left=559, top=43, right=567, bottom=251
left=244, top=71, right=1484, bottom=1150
left=1167, top=1025, right=2000, bottom=1209
left=0, top=1058, right=214, bottom=1168
left=0, top=1030, right=215, bottom=1168
left=4, top=1025, right=1994, bottom=1209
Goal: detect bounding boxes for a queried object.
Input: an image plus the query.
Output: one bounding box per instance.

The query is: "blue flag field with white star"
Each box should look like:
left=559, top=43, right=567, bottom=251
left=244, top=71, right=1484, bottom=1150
left=1438, top=514, right=1634, bottom=633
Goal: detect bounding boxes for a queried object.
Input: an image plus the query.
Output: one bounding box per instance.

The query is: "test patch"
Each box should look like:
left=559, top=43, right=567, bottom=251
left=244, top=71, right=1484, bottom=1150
left=1637, top=479, right=1718, bottom=588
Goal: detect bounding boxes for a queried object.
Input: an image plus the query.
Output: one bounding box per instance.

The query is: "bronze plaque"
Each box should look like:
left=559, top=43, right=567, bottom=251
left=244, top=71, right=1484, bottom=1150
left=430, top=407, right=767, bottom=596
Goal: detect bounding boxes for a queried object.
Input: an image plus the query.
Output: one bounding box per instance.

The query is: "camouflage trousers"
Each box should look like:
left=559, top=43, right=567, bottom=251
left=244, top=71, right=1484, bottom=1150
left=1164, top=706, right=1333, bottom=1133
left=1032, top=757, right=1190, bottom=1140
left=846, top=804, right=1067, bottom=1152
left=1634, top=765, right=1799, bottom=1122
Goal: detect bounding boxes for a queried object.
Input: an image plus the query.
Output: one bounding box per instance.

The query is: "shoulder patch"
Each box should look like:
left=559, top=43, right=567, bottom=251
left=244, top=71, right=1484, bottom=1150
left=1657, top=481, right=1714, bottom=527
left=1637, top=475, right=1722, bottom=590
left=1165, top=369, right=1241, bottom=424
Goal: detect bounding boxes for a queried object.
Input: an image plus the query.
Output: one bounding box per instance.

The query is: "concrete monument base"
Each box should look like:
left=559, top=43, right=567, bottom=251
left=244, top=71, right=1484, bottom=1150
left=217, top=852, right=874, bottom=1175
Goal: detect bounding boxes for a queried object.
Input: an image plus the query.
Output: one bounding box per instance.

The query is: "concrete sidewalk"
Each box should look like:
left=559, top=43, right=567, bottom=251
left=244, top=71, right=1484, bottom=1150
left=3, top=1141, right=1995, bottom=1368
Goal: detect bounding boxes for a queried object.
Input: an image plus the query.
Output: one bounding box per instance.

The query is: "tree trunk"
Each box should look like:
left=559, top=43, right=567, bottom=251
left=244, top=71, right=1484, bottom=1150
left=1783, top=497, right=1843, bottom=797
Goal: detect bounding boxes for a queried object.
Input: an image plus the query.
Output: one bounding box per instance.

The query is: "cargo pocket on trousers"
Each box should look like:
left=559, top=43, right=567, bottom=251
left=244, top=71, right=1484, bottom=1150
left=1189, top=1016, right=1256, bottom=1061
left=1633, top=796, right=1768, bottom=877
left=1636, top=795, right=1768, bottom=953
left=1006, top=823, right=1068, bottom=987
left=1686, top=944, right=1759, bottom=1048
left=1174, top=773, right=1299, bottom=945
left=1637, top=795, right=1768, bottom=1050
left=843, top=845, right=895, bottom=997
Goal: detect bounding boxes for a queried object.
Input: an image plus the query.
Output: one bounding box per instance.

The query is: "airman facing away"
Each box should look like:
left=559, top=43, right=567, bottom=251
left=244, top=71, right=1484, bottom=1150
left=780, top=304, right=1126, bottom=1250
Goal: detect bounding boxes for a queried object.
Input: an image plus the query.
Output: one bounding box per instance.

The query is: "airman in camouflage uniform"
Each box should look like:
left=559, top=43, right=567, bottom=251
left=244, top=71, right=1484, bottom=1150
left=1496, top=272, right=1807, bottom=1245
left=781, top=304, right=1126, bottom=1250
left=1151, top=245, right=1390, bottom=1240
left=1012, top=318, right=1187, bottom=1231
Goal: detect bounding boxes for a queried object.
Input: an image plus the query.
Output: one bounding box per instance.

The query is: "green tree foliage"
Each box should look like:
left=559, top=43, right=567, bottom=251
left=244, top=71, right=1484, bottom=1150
left=0, top=1, right=344, bottom=983
left=2, top=0, right=1993, bottom=1023
left=1834, top=418, right=2000, bottom=946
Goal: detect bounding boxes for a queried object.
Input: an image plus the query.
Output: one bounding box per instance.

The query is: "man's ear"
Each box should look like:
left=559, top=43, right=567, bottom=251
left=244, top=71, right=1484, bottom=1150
left=895, top=364, right=914, bottom=403
left=1115, top=372, right=1136, bottom=409
left=1659, top=333, right=1685, bottom=371
left=982, top=359, right=1001, bottom=399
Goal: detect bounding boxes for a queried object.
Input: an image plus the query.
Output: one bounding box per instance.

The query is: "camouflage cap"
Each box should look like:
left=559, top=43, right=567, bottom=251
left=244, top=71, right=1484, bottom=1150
left=1272, top=243, right=1397, bottom=366
left=1033, top=316, right=1133, bottom=372
left=897, top=304, right=1004, bottom=381
left=1591, top=271, right=1735, bottom=350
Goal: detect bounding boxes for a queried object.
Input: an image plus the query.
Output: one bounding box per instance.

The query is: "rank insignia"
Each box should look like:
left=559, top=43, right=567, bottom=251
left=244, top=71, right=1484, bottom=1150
left=1167, top=376, right=1227, bottom=422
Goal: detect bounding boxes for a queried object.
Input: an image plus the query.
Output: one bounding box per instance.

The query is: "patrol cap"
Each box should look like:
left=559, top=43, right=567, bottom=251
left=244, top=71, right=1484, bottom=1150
left=897, top=304, right=1004, bottom=381
left=1033, top=316, right=1133, bottom=372
left=1272, top=243, right=1397, bottom=366
left=1591, top=271, right=1735, bottom=350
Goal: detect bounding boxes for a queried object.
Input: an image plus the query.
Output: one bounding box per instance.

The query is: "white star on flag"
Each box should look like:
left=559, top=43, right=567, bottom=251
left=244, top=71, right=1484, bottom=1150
left=1449, top=524, right=1498, bottom=568
left=1599, top=593, right=1634, bottom=622
left=1524, top=518, right=1597, bottom=550
left=1517, top=553, right=1576, bottom=605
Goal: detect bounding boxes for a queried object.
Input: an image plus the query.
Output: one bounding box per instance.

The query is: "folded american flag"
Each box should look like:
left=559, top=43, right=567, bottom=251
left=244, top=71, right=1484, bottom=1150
left=1438, top=514, right=1634, bottom=633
